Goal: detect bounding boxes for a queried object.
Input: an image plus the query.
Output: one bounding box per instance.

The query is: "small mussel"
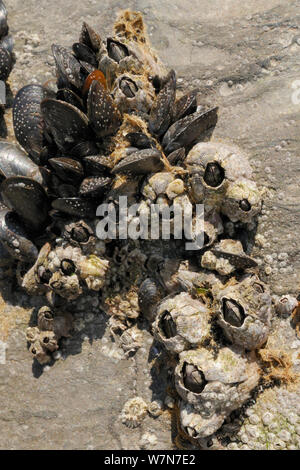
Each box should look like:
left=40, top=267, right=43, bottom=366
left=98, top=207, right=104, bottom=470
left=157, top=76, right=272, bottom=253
left=48, top=157, right=84, bottom=184
left=162, top=107, right=218, bottom=155
left=1, top=176, right=49, bottom=232
left=112, top=149, right=164, bottom=175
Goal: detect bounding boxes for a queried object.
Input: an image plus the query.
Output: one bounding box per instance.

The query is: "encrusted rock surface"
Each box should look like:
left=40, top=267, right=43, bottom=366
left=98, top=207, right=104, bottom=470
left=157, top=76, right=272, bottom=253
left=0, top=0, right=299, bottom=450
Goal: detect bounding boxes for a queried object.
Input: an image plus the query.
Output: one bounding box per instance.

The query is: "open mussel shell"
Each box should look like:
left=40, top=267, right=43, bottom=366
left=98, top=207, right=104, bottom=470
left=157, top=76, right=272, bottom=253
left=80, top=22, right=102, bottom=54
left=13, top=84, right=51, bottom=164
left=87, top=80, right=121, bottom=138
left=1, top=176, right=49, bottom=233
left=112, top=149, right=164, bottom=175
left=48, top=157, right=84, bottom=184
left=0, top=142, right=44, bottom=184
left=79, top=176, right=112, bottom=199
left=52, top=197, right=95, bottom=218
left=41, top=98, right=90, bottom=151
left=162, top=107, right=218, bottom=155
left=148, top=69, right=176, bottom=137
left=0, top=45, right=13, bottom=81
left=0, top=207, right=38, bottom=262
left=173, top=89, right=198, bottom=122
left=51, top=44, right=83, bottom=90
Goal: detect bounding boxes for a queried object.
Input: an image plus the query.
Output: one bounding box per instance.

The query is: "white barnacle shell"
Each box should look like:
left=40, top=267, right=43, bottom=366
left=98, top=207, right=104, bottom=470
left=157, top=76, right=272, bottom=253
left=176, top=346, right=260, bottom=438
left=142, top=172, right=175, bottom=201
left=153, top=292, right=211, bottom=353
left=201, top=250, right=235, bottom=276
left=221, top=178, right=262, bottom=223
left=275, top=295, right=298, bottom=317
left=214, top=274, right=272, bottom=350
left=185, top=142, right=253, bottom=212
left=121, top=397, right=148, bottom=429
left=112, top=73, right=155, bottom=114
left=79, top=255, right=109, bottom=291
left=49, top=271, right=83, bottom=300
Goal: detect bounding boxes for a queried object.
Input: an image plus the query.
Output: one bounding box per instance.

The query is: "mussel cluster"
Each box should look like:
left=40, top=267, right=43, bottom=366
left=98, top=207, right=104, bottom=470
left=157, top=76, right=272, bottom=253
left=0, top=9, right=276, bottom=446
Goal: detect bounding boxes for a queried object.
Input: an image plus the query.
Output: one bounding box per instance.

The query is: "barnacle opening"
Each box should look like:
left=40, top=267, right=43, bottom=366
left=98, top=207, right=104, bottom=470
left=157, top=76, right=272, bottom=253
left=203, top=162, right=225, bottom=188
left=222, top=298, right=246, bottom=327
left=61, top=259, right=76, bottom=276
left=239, top=199, right=251, bottom=212
left=159, top=310, right=177, bottom=339
left=182, top=362, right=207, bottom=394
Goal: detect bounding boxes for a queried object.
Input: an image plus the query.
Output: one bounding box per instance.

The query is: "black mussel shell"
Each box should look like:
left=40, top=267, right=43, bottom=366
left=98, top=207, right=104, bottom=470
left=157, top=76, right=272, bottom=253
left=79, top=176, right=112, bottom=199
left=83, top=155, right=114, bottom=176
left=0, top=1, right=8, bottom=38
left=112, top=149, right=164, bottom=175
left=0, top=142, right=43, bottom=184
left=56, top=88, right=84, bottom=112
left=0, top=45, right=13, bottom=81
left=48, top=157, right=84, bottom=184
left=173, top=89, right=198, bottom=122
left=167, top=147, right=185, bottom=165
left=148, top=69, right=176, bottom=137
left=52, top=44, right=83, bottom=90
left=0, top=207, right=38, bottom=262
left=13, top=84, right=50, bottom=164
left=52, top=197, right=95, bottom=218
left=72, top=42, right=97, bottom=68
left=1, top=176, right=49, bottom=232
left=212, top=245, right=258, bottom=271
left=87, top=80, right=121, bottom=138
left=70, top=141, right=100, bottom=158
left=162, top=107, right=218, bottom=155
left=125, top=132, right=156, bottom=150
left=80, top=22, right=102, bottom=53
left=41, top=98, right=90, bottom=151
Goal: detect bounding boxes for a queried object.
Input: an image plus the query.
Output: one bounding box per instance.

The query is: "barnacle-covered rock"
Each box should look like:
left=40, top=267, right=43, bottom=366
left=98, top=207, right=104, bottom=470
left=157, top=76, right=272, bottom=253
left=153, top=292, right=211, bottom=354
left=121, top=396, right=148, bottom=429
left=201, top=239, right=257, bottom=276
left=214, top=274, right=272, bottom=350
left=176, top=346, right=260, bottom=439
left=26, top=326, right=59, bottom=365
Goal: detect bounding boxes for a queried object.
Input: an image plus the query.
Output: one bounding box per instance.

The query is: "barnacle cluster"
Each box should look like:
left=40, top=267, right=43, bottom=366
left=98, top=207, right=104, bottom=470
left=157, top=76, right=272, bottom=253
left=0, top=8, right=298, bottom=449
